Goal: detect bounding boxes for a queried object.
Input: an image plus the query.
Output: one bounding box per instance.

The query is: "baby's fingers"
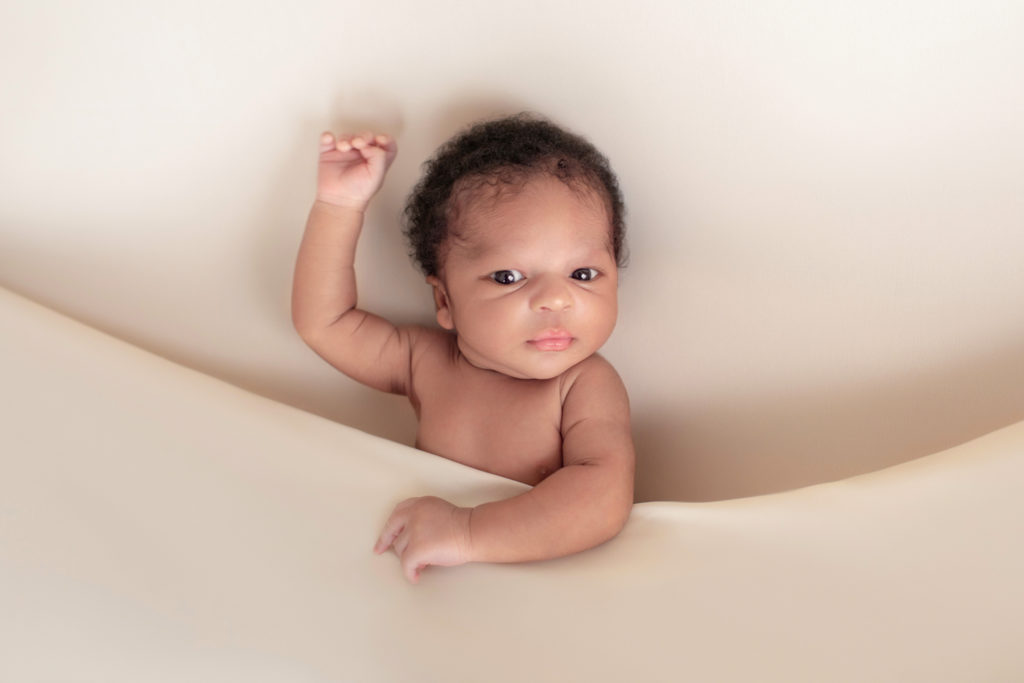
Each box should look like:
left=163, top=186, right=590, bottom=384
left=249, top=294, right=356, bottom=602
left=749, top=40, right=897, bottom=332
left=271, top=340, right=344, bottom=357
left=375, top=134, right=398, bottom=164
left=374, top=516, right=405, bottom=554
left=319, top=131, right=337, bottom=153
left=349, top=131, right=376, bottom=150
left=346, top=132, right=396, bottom=156
left=373, top=497, right=417, bottom=554
left=402, top=553, right=427, bottom=584
left=318, top=132, right=363, bottom=161
left=318, top=132, right=362, bottom=154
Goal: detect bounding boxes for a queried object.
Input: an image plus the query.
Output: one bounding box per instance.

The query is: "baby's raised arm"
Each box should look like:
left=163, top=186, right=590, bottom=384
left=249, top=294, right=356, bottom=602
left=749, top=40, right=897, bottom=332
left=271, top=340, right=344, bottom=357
left=292, top=132, right=414, bottom=395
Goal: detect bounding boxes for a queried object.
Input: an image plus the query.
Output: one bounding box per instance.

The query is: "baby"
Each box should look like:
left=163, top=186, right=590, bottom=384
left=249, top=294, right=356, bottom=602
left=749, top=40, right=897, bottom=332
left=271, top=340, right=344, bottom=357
left=292, top=114, right=635, bottom=583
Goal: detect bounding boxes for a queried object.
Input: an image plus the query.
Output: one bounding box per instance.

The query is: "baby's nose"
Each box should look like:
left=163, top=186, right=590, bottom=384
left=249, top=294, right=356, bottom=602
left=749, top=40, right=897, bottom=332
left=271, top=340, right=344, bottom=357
left=530, top=277, right=573, bottom=312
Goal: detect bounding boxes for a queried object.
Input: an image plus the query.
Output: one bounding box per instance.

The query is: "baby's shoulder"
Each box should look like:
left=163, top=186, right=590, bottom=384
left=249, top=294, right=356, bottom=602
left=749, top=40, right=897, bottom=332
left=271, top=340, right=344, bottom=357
left=398, top=324, right=459, bottom=374
left=401, top=324, right=455, bottom=354
left=557, top=354, right=630, bottom=442
left=558, top=353, right=626, bottom=401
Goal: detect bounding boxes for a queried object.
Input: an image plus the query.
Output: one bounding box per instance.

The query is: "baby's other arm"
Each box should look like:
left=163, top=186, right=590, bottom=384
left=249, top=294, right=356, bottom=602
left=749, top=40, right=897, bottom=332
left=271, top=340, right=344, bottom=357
left=374, top=356, right=635, bottom=581
left=292, top=132, right=413, bottom=394
left=466, top=355, right=635, bottom=561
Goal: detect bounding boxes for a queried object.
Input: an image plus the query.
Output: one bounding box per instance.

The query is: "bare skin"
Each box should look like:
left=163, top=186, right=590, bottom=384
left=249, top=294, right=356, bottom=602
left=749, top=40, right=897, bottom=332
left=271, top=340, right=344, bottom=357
left=292, top=131, right=635, bottom=583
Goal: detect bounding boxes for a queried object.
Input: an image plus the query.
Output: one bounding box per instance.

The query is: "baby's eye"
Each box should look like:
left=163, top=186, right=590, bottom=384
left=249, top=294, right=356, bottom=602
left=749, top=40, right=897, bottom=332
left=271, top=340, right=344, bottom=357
left=570, top=268, right=599, bottom=282
left=490, top=269, right=525, bottom=285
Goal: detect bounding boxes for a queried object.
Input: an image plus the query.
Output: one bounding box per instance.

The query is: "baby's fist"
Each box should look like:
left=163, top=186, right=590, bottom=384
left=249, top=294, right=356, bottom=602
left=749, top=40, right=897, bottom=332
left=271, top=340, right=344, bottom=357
left=374, top=496, right=474, bottom=583
left=316, top=131, right=397, bottom=211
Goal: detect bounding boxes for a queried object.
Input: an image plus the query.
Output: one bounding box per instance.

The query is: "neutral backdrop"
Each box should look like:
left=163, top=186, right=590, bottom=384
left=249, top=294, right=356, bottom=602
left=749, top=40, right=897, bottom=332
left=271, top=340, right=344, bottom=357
left=3, top=0, right=1023, bottom=501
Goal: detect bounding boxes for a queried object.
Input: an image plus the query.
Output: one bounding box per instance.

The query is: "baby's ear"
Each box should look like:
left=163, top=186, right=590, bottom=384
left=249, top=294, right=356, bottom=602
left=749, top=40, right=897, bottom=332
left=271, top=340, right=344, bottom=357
left=426, top=276, right=454, bottom=330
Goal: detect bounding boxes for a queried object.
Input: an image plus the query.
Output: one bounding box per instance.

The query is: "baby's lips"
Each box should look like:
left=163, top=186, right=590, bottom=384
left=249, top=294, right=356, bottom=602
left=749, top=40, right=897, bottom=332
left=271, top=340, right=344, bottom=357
left=531, top=327, right=571, bottom=341
left=528, top=330, right=574, bottom=351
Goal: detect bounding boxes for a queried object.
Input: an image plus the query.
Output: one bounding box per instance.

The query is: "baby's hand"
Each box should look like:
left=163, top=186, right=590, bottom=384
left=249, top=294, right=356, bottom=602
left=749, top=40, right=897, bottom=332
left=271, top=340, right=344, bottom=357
left=373, top=496, right=474, bottom=584
left=315, top=131, right=397, bottom=211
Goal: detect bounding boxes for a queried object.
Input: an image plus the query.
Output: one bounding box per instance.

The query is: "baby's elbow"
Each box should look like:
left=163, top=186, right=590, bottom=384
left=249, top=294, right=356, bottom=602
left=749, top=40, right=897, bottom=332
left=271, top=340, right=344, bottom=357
left=292, top=310, right=332, bottom=348
left=291, top=305, right=313, bottom=338
left=578, top=460, right=634, bottom=546
left=605, top=499, right=632, bottom=541
left=292, top=316, right=319, bottom=347
left=589, top=493, right=632, bottom=549
left=605, top=463, right=635, bottom=539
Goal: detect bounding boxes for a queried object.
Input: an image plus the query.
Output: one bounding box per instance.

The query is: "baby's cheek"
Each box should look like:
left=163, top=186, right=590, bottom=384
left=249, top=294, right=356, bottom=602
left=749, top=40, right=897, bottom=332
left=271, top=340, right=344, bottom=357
left=475, top=305, right=519, bottom=337
left=589, top=298, right=618, bottom=337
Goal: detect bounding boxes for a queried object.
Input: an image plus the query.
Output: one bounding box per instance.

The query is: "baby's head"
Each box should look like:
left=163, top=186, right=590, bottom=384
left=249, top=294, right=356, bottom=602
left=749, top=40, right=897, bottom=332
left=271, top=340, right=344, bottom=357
left=403, top=114, right=627, bottom=379
left=403, top=113, right=626, bottom=279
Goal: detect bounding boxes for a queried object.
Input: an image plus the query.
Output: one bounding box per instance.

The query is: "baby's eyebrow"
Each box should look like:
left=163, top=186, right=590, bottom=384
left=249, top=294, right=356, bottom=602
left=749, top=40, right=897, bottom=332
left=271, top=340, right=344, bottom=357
left=446, top=233, right=492, bottom=262
left=445, top=221, right=616, bottom=265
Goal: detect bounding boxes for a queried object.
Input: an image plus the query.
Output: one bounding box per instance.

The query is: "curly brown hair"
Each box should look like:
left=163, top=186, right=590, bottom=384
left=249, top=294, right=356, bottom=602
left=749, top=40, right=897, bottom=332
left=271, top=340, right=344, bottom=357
left=402, top=113, right=627, bottom=277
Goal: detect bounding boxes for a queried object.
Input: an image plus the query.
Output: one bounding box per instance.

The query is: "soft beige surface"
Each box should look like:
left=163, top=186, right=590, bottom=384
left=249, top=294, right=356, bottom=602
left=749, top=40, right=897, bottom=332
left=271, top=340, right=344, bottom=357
left=2, top=285, right=1023, bottom=682
left=4, top=1, right=1024, bottom=501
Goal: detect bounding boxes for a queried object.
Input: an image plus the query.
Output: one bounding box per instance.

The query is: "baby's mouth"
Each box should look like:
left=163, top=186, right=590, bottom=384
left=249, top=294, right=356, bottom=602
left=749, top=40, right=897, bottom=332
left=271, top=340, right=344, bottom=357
left=528, top=330, right=574, bottom=352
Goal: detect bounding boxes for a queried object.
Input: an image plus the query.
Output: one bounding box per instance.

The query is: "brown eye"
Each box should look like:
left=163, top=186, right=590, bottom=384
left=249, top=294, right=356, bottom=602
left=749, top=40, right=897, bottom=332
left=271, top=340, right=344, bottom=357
left=490, top=269, right=525, bottom=285
left=571, top=268, right=599, bottom=281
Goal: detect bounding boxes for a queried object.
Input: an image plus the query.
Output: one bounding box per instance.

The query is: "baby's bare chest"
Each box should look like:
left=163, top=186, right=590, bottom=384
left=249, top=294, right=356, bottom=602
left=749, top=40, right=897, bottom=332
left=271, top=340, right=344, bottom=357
left=411, top=366, right=564, bottom=486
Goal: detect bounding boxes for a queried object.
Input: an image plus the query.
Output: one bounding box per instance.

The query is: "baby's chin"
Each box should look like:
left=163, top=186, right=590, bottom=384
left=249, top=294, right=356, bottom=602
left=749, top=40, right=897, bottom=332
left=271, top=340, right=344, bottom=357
left=459, top=344, right=591, bottom=381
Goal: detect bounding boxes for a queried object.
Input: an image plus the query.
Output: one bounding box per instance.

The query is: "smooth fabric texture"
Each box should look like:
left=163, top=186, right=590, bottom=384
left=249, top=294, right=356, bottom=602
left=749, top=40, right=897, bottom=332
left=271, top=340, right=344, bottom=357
left=2, top=285, right=1022, bottom=682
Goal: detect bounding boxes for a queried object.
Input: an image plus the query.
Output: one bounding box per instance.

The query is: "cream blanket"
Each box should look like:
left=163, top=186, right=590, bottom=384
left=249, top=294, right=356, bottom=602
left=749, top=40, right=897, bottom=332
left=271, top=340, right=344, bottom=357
left=2, top=286, right=1022, bottom=682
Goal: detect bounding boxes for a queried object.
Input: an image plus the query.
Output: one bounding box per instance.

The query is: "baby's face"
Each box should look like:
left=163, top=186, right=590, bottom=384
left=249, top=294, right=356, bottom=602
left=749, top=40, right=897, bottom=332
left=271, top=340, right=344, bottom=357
left=430, top=176, right=618, bottom=380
